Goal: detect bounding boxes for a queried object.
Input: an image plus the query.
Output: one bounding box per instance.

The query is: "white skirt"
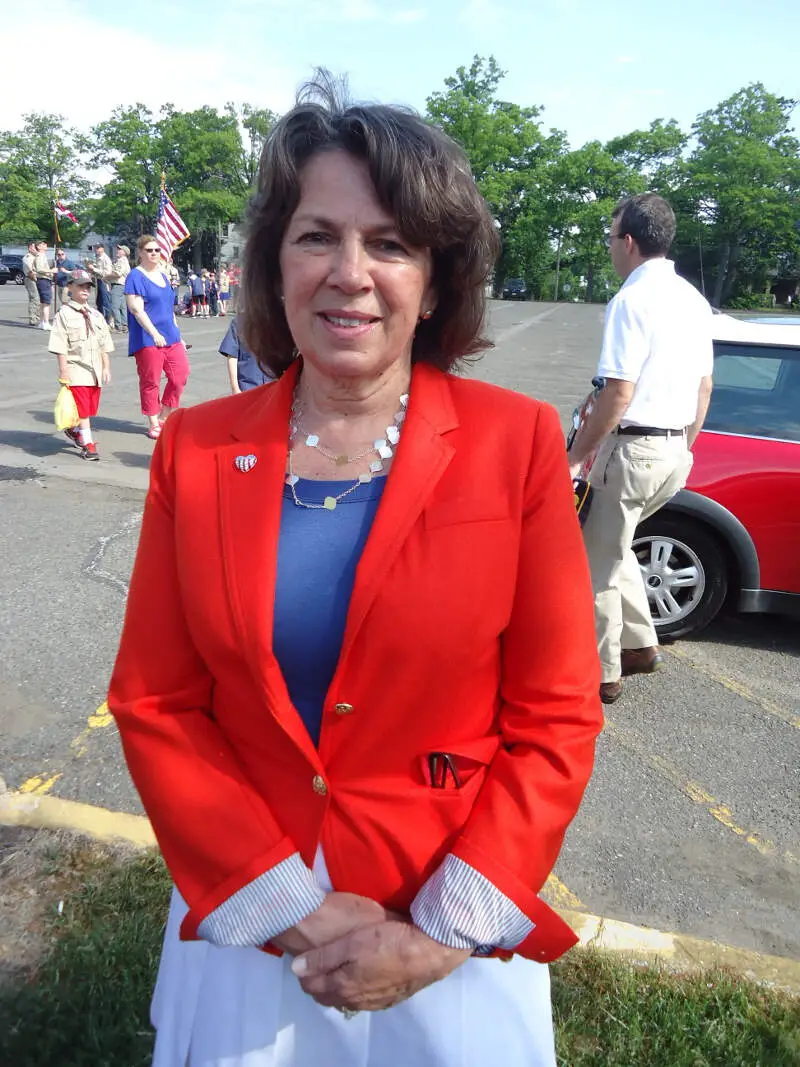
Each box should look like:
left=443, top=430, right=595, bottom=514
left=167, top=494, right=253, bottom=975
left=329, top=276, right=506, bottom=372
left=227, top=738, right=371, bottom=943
left=151, top=854, right=556, bottom=1067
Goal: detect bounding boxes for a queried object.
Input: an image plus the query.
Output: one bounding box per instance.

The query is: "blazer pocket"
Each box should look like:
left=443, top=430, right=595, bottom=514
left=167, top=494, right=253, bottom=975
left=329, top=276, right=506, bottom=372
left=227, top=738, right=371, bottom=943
left=424, top=500, right=511, bottom=531
left=417, top=736, right=502, bottom=794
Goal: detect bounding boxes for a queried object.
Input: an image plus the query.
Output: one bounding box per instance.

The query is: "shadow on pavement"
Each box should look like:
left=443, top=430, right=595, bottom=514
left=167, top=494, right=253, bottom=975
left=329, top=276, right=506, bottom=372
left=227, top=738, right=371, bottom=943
left=679, top=610, right=800, bottom=657
left=112, top=451, right=152, bottom=470
left=27, top=409, right=145, bottom=437
left=0, top=427, right=75, bottom=460
left=0, top=319, right=38, bottom=331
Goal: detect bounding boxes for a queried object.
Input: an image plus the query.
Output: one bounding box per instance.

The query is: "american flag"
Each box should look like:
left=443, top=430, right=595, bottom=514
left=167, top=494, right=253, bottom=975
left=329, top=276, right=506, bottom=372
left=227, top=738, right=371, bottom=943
left=156, top=187, right=190, bottom=261
left=55, top=199, right=78, bottom=224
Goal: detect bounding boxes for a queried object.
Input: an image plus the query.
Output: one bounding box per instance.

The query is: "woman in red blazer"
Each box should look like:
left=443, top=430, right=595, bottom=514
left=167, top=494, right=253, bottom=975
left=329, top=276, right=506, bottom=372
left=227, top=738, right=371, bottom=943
left=108, top=75, right=602, bottom=1067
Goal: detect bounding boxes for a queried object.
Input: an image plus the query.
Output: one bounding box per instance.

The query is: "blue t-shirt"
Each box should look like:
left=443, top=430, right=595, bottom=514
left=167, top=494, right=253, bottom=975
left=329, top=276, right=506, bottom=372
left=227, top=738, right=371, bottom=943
left=218, top=317, right=273, bottom=391
left=273, top=476, right=386, bottom=746
left=124, top=268, right=182, bottom=355
left=190, top=275, right=205, bottom=297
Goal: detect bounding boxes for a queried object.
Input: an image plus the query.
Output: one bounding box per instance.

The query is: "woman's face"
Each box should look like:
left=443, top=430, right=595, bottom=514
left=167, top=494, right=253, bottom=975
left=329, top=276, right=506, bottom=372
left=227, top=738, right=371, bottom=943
left=279, top=150, right=435, bottom=382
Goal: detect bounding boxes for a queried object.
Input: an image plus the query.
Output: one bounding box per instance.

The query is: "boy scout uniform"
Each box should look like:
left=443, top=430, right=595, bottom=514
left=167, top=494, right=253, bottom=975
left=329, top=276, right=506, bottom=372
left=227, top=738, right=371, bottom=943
left=48, top=300, right=115, bottom=383
left=22, top=251, right=39, bottom=324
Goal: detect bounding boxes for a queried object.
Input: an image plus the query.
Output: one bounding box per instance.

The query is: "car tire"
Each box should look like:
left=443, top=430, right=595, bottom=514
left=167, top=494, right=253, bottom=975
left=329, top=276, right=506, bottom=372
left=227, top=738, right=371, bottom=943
left=632, top=514, right=729, bottom=638
left=0, top=279, right=6, bottom=285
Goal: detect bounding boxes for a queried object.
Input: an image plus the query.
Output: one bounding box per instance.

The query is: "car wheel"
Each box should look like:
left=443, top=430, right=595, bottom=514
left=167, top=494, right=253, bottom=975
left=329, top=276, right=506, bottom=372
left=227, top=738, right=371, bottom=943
left=0, top=279, right=6, bottom=285
left=632, top=515, right=728, bottom=638
left=13, top=271, right=24, bottom=285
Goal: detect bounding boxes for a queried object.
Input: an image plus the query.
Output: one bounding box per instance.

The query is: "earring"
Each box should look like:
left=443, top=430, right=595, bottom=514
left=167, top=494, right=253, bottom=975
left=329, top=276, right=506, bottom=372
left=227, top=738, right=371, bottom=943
left=420, top=310, right=433, bottom=320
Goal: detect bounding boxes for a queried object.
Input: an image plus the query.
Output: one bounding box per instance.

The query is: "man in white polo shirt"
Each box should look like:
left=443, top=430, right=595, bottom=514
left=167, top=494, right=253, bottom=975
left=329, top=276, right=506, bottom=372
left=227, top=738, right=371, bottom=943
left=567, top=193, right=714, bottom=704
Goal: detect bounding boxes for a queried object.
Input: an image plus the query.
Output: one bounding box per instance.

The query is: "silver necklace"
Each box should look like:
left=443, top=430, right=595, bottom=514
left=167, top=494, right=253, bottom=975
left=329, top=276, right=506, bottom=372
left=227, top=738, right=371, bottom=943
left=286, top=391, right=408, bottom=511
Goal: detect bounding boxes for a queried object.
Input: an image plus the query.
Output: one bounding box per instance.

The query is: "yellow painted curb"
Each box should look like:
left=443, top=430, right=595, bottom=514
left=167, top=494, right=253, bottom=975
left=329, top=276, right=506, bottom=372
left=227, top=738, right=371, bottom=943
left=1, top=789, right=798, bottom=994
left=558, top=908, right=800, bottom=996
left=0, top=790, right=156, bottom=848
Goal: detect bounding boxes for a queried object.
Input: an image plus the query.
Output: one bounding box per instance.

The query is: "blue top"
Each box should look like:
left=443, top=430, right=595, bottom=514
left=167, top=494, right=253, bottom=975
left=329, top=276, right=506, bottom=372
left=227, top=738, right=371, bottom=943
left=218, top=316, right=273, bottom=391
left=273, top=476, right=386, bottom=746
left=190, top=275, right=205, bottom=297
left=124, top=268, right=182, bottom=355
left=55, top=258, right=76, bottom=286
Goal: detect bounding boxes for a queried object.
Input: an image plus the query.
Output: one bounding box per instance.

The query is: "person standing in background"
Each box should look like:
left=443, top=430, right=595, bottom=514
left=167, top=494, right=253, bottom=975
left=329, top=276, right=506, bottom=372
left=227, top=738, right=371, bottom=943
left=33, top=240, right=54, bottom=331
left=207, top=271, right=219, bottom=317
left=218, top=315, right=273, bottom=393
left=567, top=193, right=714, bottom=705
left=163, top=256, right=181, bottom=306
left=218, top=264, right=230, bottom=315
left=89, top=243, right=114, bottom=325
left=109, top=244, right=131, bottom=331
left=189, top=270, right=205, bottom=317
left=227, top=261, right=240, bottom=311
left=54, top=248, right=77, bottom=310
left=22, top=240, right=40, bottom=327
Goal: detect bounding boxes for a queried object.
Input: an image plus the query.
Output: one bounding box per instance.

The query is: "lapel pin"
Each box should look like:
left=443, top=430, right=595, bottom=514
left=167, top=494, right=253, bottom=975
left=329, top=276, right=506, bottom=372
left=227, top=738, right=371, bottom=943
left=234, top=453, right=257, bottom=473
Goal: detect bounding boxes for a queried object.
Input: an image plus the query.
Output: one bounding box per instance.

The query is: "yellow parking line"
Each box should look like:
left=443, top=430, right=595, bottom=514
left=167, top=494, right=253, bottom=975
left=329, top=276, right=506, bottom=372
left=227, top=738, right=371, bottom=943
left=18, top=773, right=62, bottom=795
left=666, top=646, right=800, bottom=729
left=604, top=719, right=798, bottom=866
left=545, top=874, right=584, bottom=910
left=70, top=700, right=115, bottom=758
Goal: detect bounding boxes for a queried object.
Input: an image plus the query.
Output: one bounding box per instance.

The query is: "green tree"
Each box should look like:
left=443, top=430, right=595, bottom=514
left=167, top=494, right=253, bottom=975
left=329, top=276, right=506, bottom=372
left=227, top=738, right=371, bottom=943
left=0, top=113, right=90, bottom=244
left=226, top=103, right=279, bottom=192
left=84, top=105, right=163, bottom=241
left=426, top=55, right=565, bottom=294
left=687, top=83, right=800, bottom=306
left=159, top=106, right=248, bottom=266
left=549, top=142, right=644, bottom=302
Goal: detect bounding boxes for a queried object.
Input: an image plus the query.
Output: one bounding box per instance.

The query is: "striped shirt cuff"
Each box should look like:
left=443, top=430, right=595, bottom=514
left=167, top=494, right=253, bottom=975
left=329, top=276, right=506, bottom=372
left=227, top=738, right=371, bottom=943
left=410, top=854, right=535, bottom=952
left=197, top=852, right=326, bottom=948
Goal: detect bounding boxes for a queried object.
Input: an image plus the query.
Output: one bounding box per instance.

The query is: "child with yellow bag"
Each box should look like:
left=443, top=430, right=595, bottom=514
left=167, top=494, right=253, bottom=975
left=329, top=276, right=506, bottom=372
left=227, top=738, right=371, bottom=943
left=49, top=269, right=114, bottom=460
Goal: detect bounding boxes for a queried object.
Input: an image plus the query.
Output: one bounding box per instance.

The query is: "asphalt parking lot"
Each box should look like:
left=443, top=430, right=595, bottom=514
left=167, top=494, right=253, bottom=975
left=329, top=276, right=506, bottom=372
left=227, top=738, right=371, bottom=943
left=0, top=283, right=798, bottom=959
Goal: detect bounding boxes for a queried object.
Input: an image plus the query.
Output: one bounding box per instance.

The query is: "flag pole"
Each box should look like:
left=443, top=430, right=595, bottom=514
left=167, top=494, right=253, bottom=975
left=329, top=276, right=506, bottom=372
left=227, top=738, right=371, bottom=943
left=52, top=201, right=61, bottom=318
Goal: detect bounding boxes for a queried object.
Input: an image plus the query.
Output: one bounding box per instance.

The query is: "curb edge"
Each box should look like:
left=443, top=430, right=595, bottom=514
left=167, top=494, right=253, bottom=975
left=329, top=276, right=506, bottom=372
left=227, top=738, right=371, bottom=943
left=1, top=790, right=798, bottom=994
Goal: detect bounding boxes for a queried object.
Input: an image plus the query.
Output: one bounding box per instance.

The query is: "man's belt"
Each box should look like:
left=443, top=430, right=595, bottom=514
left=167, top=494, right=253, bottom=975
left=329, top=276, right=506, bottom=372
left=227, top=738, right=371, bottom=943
left=617, top=426, right=686, bottom=437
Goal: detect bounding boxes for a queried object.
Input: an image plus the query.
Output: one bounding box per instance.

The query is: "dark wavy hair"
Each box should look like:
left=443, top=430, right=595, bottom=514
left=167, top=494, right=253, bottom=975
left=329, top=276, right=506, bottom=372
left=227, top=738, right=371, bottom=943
left=241, top=72, right=500, bottom=376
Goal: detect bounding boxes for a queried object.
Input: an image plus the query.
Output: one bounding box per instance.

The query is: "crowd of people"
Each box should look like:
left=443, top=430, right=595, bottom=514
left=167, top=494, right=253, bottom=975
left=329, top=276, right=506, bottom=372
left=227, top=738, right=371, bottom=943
left=27, top=74, right=713, bottom=1067
left=21, top=240, right=240, bottom=331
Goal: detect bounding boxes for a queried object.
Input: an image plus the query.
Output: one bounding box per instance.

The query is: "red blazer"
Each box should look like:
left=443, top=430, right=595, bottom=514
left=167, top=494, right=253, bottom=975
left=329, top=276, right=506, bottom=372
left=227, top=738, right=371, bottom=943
left=108, top=361, right=602, bottom=963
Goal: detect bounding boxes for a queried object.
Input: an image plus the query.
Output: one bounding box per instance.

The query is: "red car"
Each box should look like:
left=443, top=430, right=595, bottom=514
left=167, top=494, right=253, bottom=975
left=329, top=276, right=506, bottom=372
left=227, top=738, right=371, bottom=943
left=632, top=315, right=800, bottom=637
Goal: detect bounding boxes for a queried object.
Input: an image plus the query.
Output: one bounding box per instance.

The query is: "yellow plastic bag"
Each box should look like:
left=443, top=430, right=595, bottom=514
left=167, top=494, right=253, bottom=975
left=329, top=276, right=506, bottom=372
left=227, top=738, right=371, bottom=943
left=54, top=385, right=79, bottom=431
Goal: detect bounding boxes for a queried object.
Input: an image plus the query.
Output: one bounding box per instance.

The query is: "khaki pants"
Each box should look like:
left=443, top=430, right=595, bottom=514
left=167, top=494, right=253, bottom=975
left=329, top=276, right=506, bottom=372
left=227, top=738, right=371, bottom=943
left=582, top=433, right=693, bottom=682
left=24, top=278, right=40, bottom=325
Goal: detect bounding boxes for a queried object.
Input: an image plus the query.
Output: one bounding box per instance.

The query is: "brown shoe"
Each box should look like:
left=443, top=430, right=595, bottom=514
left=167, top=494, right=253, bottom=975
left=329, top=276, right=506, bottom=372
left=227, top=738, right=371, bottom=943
left=599, top=680, right=623, bottom=704
left=621, top=646, right=666, bottom=677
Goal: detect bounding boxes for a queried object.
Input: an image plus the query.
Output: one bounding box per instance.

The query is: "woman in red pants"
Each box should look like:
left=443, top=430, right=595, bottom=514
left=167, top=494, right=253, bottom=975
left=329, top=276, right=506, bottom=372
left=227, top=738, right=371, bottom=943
left=124, top=235, right=190, bottom=439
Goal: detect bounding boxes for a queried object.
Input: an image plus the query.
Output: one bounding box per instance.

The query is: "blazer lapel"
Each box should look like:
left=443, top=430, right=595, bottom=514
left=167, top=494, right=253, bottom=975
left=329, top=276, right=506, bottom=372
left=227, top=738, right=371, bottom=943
left=339, top=363, right=458, bottom=661
left=217, top=362, right=320, bottom=761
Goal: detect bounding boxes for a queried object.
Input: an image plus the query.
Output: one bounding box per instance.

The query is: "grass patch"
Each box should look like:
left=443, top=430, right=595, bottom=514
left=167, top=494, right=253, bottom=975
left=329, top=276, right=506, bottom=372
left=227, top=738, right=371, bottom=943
left=0, top=846, right=170, bottom=1066
left=552, top=951, right=800, bottom=1066
left=0, top=842, right=797, bottom=1066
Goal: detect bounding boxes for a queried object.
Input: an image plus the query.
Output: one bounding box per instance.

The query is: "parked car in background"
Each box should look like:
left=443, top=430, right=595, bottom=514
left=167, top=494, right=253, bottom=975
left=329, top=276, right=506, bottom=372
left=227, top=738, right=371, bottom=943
left=632, top=315, right=800, bottom=637
left=501, top=277, right=528, bottom=301
left=0, top=261, right=12, bottom=285
left=0, top=254, right=25, bottom=284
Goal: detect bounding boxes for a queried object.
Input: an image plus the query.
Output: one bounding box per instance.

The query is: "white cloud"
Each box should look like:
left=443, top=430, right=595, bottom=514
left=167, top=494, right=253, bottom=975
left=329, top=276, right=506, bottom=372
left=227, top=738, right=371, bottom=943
left=459, top=0, right=503, bottom=32
left=0, top=2, right=298, bottom=136
left=391, top=8, right=427, bottom=23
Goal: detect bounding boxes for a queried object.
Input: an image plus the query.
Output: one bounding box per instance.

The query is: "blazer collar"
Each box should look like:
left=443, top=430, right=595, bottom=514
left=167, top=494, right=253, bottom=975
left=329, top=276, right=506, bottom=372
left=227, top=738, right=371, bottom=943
left=218, top=359, right=459, bottom=756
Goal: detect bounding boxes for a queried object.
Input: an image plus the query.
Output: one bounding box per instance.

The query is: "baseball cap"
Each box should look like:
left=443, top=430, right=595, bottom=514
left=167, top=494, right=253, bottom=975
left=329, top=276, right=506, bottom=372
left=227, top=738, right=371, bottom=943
left=70, top=269, right=94, bottom=285
left=117, top=244, right=131, bottom=255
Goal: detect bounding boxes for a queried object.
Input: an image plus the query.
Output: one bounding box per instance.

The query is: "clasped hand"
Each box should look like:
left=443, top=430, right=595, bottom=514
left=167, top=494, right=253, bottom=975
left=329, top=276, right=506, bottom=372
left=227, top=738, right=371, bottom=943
left=271, top=892, right=471, bottom=1013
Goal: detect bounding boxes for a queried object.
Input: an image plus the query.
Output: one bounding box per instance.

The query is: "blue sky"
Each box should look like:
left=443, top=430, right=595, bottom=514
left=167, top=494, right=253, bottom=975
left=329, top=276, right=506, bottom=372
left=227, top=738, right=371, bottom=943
left=5, top=0, right=798, bottom=149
